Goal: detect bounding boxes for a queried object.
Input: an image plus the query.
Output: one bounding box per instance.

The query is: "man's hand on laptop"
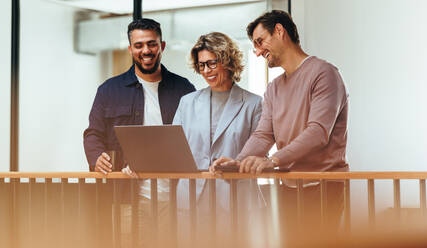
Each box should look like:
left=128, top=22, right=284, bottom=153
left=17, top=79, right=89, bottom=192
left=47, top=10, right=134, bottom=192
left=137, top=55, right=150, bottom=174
left=122, top=165, right=138, bottom=178
left=95, top=152, right=112, bottom=174
left=210, top=157, right=240, bottom=174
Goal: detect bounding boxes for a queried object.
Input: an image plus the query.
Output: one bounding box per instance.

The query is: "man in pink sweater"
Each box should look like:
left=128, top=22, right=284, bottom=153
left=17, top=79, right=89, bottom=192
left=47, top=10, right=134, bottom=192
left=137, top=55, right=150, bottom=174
left=212, top=10, right=349, bottom=243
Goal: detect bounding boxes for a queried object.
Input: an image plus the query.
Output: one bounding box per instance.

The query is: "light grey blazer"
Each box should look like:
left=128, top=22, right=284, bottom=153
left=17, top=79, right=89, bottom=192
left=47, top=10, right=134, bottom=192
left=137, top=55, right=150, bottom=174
left=173, top=83, right=265, bottom=210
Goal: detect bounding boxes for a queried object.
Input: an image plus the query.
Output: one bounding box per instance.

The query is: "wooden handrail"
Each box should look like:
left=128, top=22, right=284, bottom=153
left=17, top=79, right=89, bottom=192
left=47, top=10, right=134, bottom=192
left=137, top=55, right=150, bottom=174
left=1, top=171, right=427, bottom=179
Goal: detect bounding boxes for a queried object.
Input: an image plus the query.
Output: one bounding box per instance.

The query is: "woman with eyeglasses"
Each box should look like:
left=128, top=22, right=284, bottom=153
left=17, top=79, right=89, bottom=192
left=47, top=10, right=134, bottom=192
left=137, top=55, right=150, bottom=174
left=173, top=32, right=265, bottom=246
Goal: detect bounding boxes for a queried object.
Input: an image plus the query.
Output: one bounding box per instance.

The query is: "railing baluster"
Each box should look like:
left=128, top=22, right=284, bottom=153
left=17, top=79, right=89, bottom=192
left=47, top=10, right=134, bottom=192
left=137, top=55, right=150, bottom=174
left=43, top=179, right=48, bottom=246
left=77, top=178, right=83, bottom=248
left=209, top=179, right=217, bottom=246
left=79, top=178, right=97, bottom=248
left=29, top=178, right=34, bottom=246
left=16, top=178, right=30, bottom=247
left=270, top=178, right=281, bottom=246
left=98, top=178, right=114, bottom=248
left=320, top=179, right=328, bottom=227
left=63, top=178, right=79, bottom=248
left=393, top=179, right=401, bottom=222
left=189, top=179, right=196, bottom=246
left=0, top=178, right=12, bottom=248
left=95, top=179, right=100, bottom=248
left=60, top=179, right=65, bottom=248
left=46, top=178, right=59, bottom=247
left=420, top=179, right=426, bottom=218
left=230, top=179, right=238, bottom=246
left=30, top=178, right=47, bottom=246
left=344, top=179, right=351, bottom=232
left=11, top=178, right=18, bottom=248
left=151, top=179, right=158, bottom=247
left=131, top=179, right=138, bottom=248
left=169, top=179, right=178, bottom=247
left=296, top=179, right=304, bottom=231
left=367, top=179, right=376, bottom=228
left=113, top=179, right=121, bottom=248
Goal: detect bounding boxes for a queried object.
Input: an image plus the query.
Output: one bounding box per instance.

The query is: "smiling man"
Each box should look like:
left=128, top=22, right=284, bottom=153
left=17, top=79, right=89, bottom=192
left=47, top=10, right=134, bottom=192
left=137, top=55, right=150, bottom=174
left=84, top=18, right=195, bottom=173
left=83, top=18, right=195, bottom=247
left=212, top=10, right=349, bottom=244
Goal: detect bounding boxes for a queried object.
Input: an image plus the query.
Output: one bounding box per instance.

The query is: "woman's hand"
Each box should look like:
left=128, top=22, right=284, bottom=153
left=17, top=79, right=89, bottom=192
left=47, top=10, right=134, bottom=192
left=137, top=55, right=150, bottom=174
left=121, top=165, right=138, bottom=178
left=209, top=157, right=240, bottom=174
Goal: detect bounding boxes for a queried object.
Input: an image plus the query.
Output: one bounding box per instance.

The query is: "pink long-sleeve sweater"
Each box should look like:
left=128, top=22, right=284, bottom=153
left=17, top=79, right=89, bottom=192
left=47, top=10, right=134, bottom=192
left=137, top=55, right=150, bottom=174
left=237, top=56, right=349, bottom=172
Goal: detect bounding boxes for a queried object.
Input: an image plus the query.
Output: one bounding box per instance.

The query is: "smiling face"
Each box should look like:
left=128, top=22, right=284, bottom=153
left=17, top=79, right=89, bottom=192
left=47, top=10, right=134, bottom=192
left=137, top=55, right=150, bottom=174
left=197, top=50, right=233, bottom=92
left=128, top=29, right=165, bottom=75
left=252, top=24, right=283, bottom=68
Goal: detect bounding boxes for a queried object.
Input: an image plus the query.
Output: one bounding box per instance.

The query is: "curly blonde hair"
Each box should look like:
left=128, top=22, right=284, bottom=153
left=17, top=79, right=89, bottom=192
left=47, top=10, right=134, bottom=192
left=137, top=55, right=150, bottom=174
left=190, top=32, right=244, bottom=82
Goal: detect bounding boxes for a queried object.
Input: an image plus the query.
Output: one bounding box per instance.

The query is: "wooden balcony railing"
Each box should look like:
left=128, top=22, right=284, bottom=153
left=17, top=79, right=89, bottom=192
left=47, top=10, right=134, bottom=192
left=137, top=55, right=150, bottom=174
left=1, top=172, right=427, bottom=248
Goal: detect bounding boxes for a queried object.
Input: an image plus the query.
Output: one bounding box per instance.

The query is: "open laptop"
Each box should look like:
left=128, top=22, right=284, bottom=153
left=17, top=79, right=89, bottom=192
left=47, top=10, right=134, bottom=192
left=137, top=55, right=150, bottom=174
left=114, top=125, right=199, bottom=172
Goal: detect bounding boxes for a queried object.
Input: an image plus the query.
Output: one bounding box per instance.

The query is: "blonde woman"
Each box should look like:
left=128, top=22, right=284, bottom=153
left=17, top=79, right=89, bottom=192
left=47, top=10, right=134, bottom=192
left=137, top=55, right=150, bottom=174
left=173, top=32, right=265, bottom=245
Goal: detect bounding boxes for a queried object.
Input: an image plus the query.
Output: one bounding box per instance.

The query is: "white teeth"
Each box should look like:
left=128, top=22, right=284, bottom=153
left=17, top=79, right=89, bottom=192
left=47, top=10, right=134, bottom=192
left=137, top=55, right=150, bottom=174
left=142, top=57, right=153, bottom=61
left=265, top=52, right=270, bottom=59
left=207, top=76, right=216, bottom=80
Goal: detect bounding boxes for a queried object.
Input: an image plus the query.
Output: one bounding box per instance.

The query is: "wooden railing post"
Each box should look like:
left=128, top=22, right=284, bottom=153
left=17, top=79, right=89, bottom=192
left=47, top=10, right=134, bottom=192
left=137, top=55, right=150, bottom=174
left=130, top=178, right=138, bottom=248
left=0, top=178, right=12, bottom=248
left=344, top=179, right=351, bottom=233
left=320, top=179, right=328, bottom=227
left=230, top=179, right=238, bottom=246
left=209, top=179, right=217, bottom=246
left=11, top=178, right=18, bottom=248
left=367, top=179, right=376, bottom=229
left=296, top=179, right=304, bottom=232
left=420, top=179, right=426, bottom=219
left=393, top=179, right=401, bottom=222
left=150, top=179, right=158, bottom=247
left=169, top=179, right=178, bottom=247
left=189, top=179, right=197, bottom=246
left=97, top=178, right=114, bottom=248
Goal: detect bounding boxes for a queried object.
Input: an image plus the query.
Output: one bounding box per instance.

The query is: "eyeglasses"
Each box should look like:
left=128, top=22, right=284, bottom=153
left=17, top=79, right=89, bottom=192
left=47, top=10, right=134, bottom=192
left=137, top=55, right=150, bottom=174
left=197, top=59, right=218, bottom=71
left=252, top=31, right=270, bottom=54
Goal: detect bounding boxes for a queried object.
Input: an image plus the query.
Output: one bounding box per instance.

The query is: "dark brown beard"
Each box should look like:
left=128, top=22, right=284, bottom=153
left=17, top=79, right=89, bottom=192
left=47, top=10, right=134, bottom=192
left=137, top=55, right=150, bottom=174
left=133, top=56, right=160, bottom=74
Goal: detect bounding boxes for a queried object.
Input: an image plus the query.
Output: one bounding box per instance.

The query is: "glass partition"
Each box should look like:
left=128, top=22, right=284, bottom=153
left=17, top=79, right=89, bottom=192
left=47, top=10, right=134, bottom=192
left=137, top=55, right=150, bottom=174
left=11, top=0, right=288, bottom=171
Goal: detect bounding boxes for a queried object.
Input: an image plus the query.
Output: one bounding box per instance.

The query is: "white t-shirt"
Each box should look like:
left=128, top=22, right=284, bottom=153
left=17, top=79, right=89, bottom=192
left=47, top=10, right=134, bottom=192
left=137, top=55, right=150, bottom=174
left=138, top=77, right=163, bottom=126
left=136, top=75, right=169, bottom=201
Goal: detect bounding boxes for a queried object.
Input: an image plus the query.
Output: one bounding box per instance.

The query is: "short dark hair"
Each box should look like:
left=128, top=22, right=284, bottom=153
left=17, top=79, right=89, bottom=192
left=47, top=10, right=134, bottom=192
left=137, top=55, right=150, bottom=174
left=127, top=18, right=162, bottom=43
left=247, top=10, right=300, bottom=45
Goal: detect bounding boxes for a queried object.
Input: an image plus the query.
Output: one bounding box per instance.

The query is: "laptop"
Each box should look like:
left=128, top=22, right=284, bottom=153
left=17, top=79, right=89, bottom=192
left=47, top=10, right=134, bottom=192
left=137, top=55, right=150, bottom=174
left=114, top=125, right=199, bottom=172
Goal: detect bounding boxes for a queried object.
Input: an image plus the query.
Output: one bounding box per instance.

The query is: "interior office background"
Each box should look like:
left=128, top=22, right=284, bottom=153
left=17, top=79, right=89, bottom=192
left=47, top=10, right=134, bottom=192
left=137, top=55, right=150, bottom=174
left=1, top=0, right=426, bottom=223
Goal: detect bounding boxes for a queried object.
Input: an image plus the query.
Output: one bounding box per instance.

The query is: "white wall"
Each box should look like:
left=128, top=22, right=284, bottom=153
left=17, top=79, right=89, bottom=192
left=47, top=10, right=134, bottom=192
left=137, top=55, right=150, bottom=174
left=298, top=0, right=427, bottom=218
left=0, top=0, right=11, bottom=172
left=301, top=0, right=427, bottom=172
left=19, top=0, right=104, bottom=171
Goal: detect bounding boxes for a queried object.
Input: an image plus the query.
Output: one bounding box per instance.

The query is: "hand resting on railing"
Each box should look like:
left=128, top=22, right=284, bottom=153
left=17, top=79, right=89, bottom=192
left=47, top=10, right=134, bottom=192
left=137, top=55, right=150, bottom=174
left=121, top=165, right=138, bottom=178
left=211, top=155, right=283, bottom=174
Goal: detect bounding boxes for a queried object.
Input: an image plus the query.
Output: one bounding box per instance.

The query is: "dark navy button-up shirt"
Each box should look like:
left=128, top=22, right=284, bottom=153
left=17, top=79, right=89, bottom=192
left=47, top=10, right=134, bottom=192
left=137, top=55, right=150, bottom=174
left=83, top=64, right=195, bottom=170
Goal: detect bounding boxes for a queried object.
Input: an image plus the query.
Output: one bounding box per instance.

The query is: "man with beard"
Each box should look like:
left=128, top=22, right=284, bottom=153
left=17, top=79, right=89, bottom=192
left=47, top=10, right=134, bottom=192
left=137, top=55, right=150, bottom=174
left=83, top=18, right=195, bottom=247
left=212, top=10, right=349, bottom=245
left=84, top=18, right=195, bottom=172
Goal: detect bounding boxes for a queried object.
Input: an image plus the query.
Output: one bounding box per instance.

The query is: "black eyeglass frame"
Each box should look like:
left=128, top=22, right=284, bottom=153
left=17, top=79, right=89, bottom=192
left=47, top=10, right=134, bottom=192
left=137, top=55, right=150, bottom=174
left=197, top=59, right=218, bottom=72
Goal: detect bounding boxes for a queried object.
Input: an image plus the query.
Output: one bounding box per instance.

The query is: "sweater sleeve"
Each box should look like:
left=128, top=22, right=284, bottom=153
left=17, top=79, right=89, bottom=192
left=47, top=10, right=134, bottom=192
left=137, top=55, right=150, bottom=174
left=236, top=86, right=275, bottom=161
left=272, top=66, right=348, bottom=167
left=83, top=87, right=107, bottom=171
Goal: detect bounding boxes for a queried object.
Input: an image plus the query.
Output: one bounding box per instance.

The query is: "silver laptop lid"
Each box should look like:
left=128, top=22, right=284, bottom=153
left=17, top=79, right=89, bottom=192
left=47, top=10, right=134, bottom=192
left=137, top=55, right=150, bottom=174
left=114, top=125, right=199, bottom=172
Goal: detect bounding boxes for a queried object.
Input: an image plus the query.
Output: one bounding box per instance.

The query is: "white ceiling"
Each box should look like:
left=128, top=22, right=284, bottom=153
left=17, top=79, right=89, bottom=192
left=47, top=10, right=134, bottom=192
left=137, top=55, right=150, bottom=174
left=48, top=0, right=261, bottom=14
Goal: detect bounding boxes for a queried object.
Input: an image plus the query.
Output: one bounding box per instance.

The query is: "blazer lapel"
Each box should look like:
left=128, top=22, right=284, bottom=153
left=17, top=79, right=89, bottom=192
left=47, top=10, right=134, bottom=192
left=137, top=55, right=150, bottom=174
left=212, top=84, right=244, bottom=146
left=195, top=87, right=212, bottom=147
